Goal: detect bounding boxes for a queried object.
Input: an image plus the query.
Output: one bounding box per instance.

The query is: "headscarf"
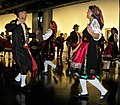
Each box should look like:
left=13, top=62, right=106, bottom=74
left=50, top=21, right=57, bottom=34
left=89, top=5, right=104, bottom=29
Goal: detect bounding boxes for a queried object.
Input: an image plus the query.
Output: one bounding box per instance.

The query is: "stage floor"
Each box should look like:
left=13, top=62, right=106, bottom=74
left=0, top=55, right=120, bottom=105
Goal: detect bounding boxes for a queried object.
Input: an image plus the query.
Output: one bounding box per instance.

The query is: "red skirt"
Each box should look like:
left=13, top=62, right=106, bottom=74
left=71, top=42, right=89, bottom=69
left=103, top=43, right=113, bottom=60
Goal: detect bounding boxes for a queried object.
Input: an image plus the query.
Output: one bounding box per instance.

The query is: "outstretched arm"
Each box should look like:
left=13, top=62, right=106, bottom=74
left=5, top=19, right=18, bottom=32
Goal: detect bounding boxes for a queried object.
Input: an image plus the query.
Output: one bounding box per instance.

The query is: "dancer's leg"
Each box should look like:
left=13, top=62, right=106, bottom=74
left=79, top=79, right=88, bottom=95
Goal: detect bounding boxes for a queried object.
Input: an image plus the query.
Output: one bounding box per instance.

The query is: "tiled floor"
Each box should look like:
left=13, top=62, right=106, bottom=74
left=0, top=53, right=120, bottom=105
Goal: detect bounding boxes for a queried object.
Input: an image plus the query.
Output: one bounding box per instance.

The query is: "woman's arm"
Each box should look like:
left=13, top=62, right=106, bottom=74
left=70, top=39, right=82, bottom=57
left=87, top=19, right=102, bottom=41
left=87, top=25, right=100, bottom=39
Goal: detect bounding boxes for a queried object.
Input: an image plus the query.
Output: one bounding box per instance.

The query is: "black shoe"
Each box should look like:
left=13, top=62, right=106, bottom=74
left=74, top=93, right=89, bottom=99
left=42, top=71, right=48, bottom=75
left=19, top=85, right=31, bottom=93
left=99, top=91, right=110, bottom=103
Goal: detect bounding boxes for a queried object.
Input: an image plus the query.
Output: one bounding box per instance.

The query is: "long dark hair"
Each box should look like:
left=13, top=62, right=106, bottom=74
left=111, top=27, right=118, bottom=35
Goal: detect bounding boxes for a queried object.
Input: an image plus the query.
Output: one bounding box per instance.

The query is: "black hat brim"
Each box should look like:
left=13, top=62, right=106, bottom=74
left=14, top=7, right=27, bottom=15
left=73, top=24, right=79, bottom=29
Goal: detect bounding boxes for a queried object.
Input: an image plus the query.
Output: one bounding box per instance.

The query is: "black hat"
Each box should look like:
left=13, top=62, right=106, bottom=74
left=14, top=7, right=27, bottom=15
left=60, top=33, right=63, bottom=36
left=26, top=27, right=31, bottom=30
left=73, top=24, right=79, bottom=29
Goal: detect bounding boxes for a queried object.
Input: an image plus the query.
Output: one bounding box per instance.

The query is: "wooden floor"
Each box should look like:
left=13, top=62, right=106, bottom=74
left=0, top=52, right=120, bottom=105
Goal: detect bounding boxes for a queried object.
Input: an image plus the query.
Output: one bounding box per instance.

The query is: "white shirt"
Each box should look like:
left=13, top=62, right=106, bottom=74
left=114, top=33, right=118, bottom=42
left=21, top=23, right=27, bottom=40
left=17, top=21, right=27, bottom=40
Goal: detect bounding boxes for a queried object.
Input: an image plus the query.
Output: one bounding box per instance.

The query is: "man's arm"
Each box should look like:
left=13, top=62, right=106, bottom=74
left=5, top=19, right=18, bottom=32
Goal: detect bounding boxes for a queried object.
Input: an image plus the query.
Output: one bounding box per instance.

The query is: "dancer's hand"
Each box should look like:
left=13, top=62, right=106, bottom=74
left=70, top=50, right=73, bottom=58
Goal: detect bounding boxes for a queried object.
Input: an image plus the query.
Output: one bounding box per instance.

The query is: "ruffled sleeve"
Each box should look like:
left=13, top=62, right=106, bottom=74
left=90, top=19, right=102, bottom=41
left=42, top=28, right=53, bottom=40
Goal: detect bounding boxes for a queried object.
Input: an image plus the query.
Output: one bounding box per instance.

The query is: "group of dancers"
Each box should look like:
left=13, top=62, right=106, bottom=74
left=4, top=4, right=119, bottom=104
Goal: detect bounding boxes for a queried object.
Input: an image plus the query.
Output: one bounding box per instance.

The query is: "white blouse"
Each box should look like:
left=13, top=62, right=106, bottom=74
left=90, top=19, right=102, bottom=41
left=42, top=28, right=53, bottom=40
left=114, top=33, right=118, bottom=42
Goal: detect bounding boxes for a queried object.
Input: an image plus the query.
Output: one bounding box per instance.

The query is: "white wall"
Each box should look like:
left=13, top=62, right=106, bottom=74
left=0, top=13, right=32, bottom=33
left=53, top=0, right=119, bottom=49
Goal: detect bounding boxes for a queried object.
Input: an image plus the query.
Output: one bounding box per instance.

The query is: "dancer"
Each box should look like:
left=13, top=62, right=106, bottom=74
left=40, top=21, right=59, bottom=75
left=103, top=27, right=119, bottom=70
left=70, top=24, right=81, bottom=50
left=5, top=7, right=37, bottom=92
left=69, top=24, right=82, bottom=77
left=71, top=5, right=110, bottom=103
left=108, top=27, right=119, bottom=59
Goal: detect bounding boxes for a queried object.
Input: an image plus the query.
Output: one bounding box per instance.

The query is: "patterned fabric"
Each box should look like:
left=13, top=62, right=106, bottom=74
left=71, top=42, right=89, bottom=69
left=90, top=19, right=102, bottom=41
left=80, top=27, right=101, bottom=79
left=68, top=68, right=80, bottom=78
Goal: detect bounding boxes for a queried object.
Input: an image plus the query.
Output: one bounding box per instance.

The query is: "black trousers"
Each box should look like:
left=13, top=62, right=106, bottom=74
left=12, top=46, right=32, bottom=75
left=57, top=47, right=63, bottom=57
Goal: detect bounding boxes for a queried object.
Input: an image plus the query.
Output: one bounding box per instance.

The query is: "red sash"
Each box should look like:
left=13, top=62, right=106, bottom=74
left=24, top=46, right=38, bottom=76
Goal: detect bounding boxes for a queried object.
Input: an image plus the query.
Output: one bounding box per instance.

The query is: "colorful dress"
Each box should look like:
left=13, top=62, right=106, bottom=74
left=103, top=33, right=119, bottom=60
left=71, top=19, right=102, bottom=79
left=39, top=29, right=55, bottom=61
left=80, top=28, right=101, bottom=79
